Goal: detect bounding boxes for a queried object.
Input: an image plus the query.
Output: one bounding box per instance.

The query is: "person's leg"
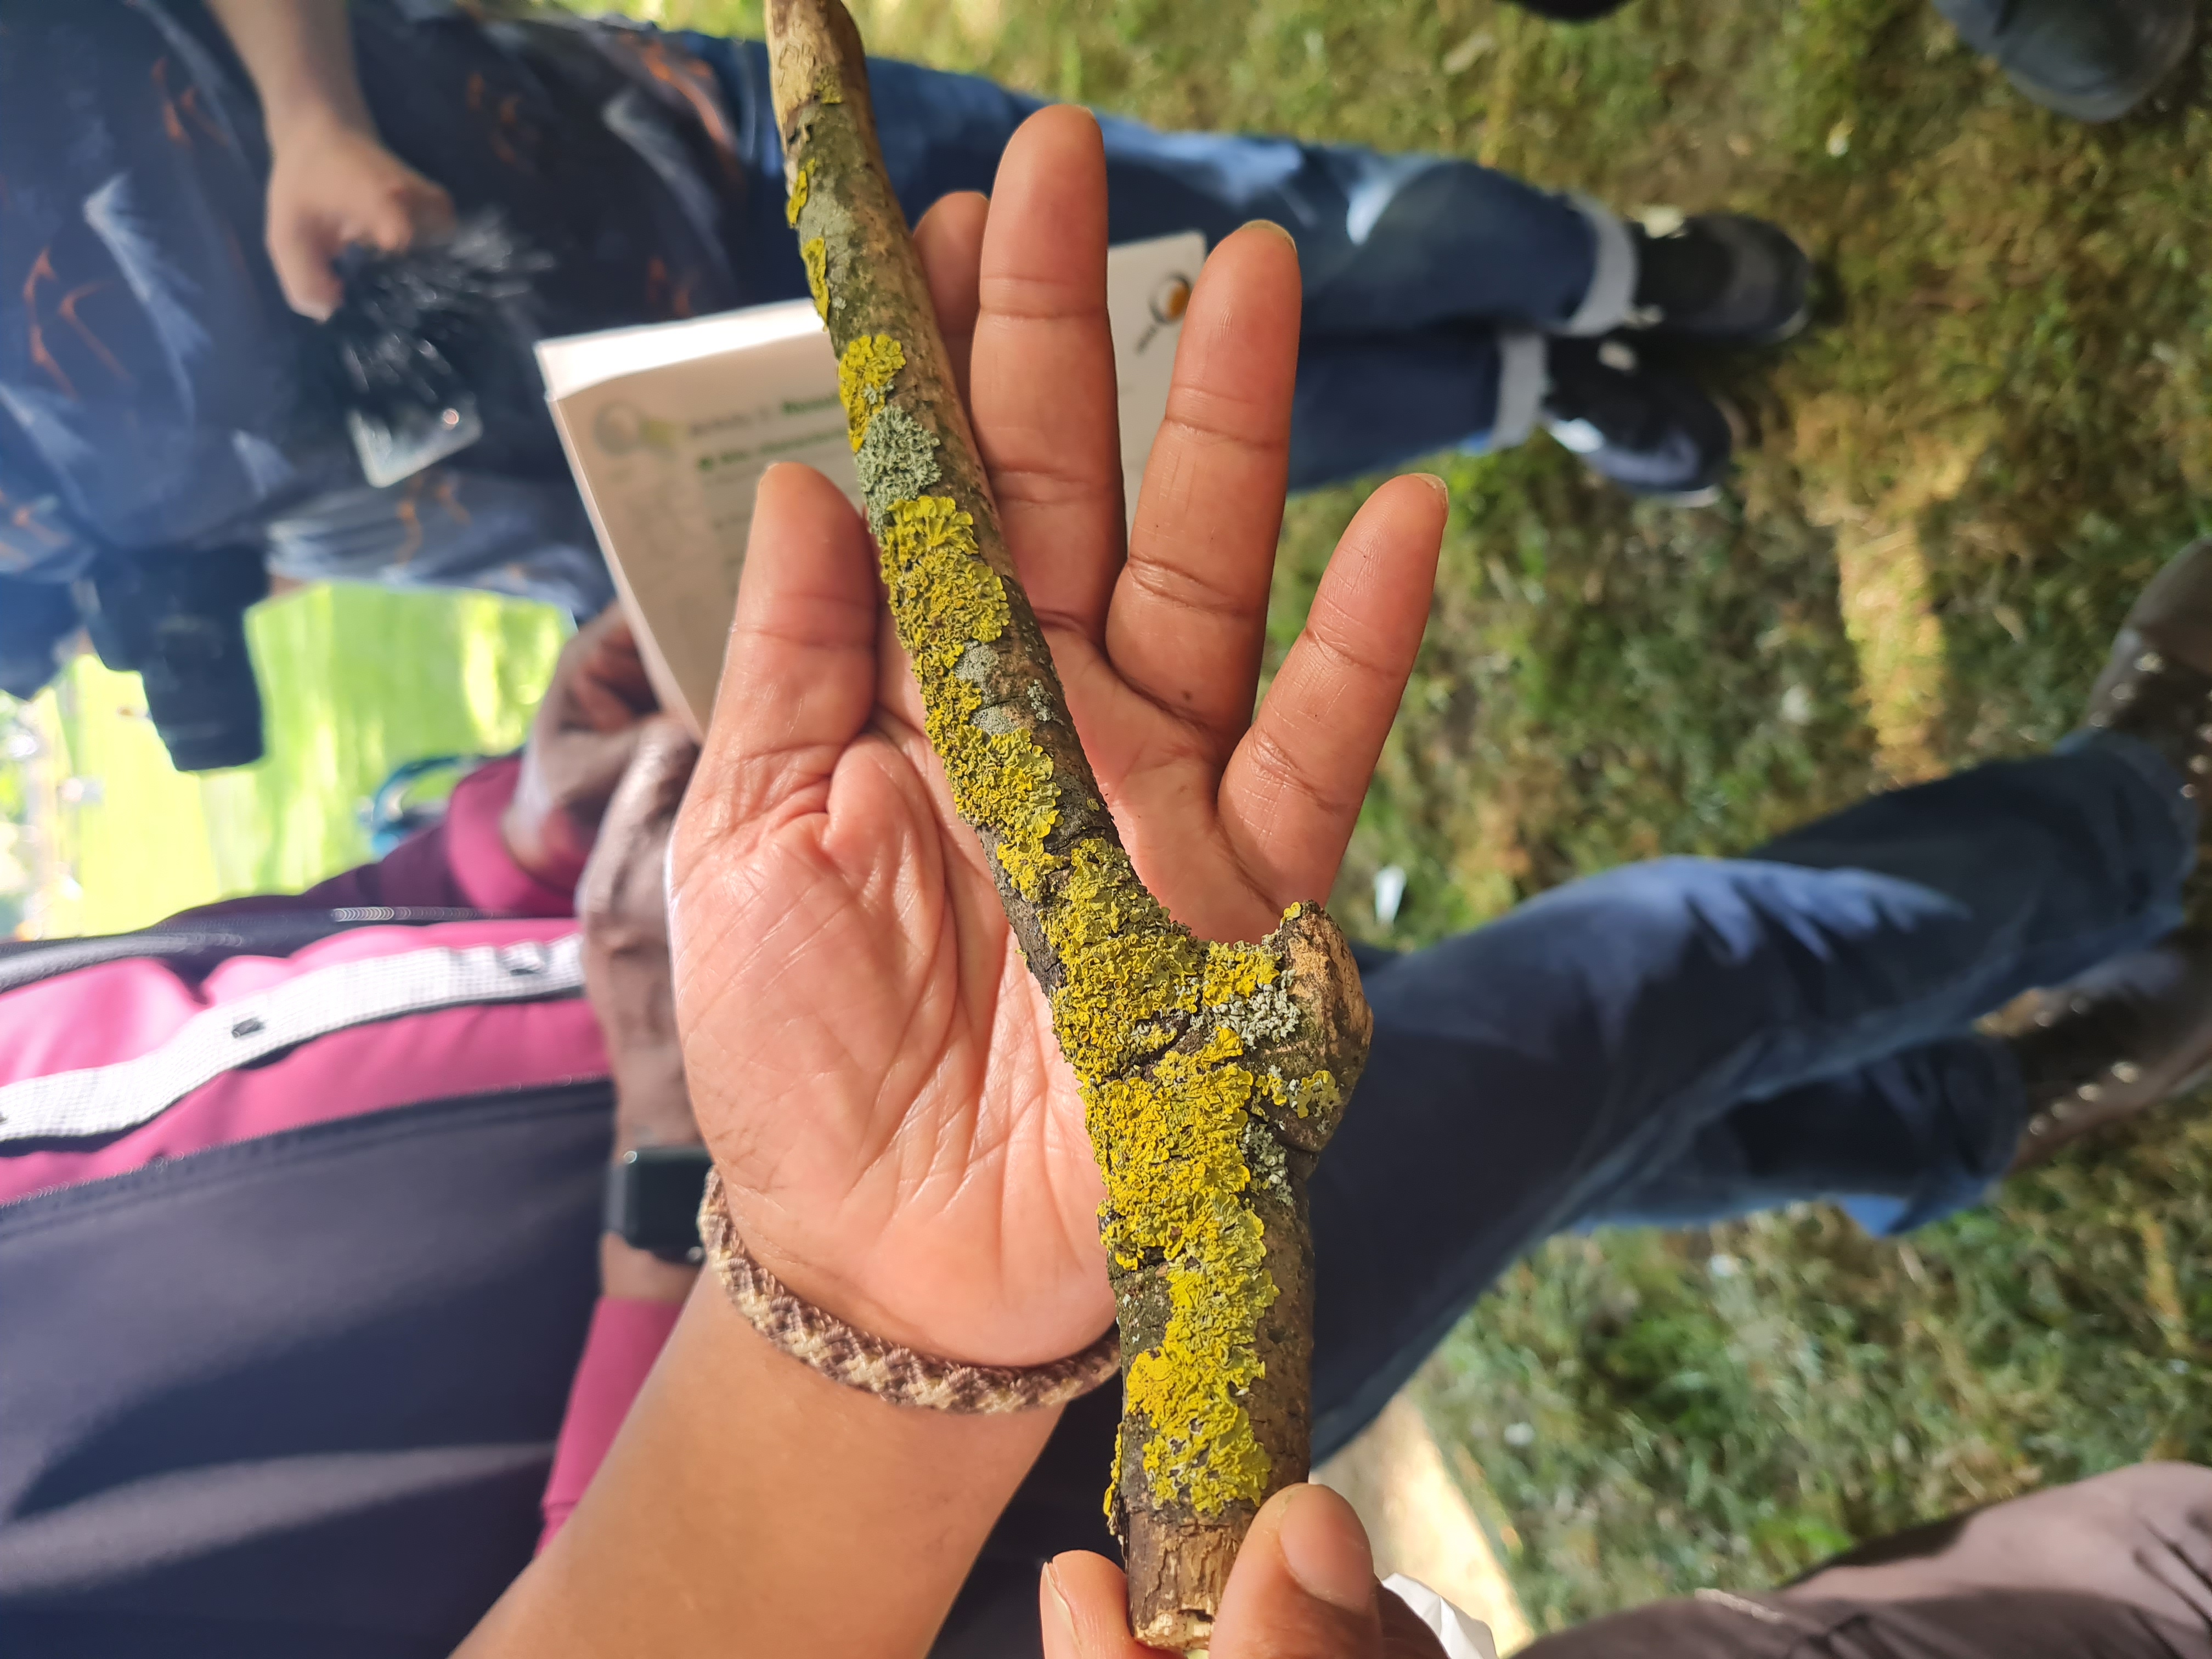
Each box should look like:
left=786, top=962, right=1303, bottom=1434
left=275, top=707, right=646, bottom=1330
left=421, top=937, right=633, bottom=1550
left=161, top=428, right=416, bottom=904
left=674, top=34, right=1778, bottom=494
left=678, top=35, right=1621, bottom=332
left=1493, top=1464, right=2212, bottom=1659
left=1774, top=1463, right=2212, bottom=1656
left=1930, top=0, right=2196, bottom=123
left=1592, top=1035, right=2022, bottom=1238
left=1309, top=733, right=2193, bottom=1455
left=1285, top=328, right=1532, bottom=493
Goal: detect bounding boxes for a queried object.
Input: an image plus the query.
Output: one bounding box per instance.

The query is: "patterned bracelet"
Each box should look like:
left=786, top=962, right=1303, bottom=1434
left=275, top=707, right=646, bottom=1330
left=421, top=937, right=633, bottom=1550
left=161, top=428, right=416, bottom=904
left=698, top=1167, right=1122, bottom=1412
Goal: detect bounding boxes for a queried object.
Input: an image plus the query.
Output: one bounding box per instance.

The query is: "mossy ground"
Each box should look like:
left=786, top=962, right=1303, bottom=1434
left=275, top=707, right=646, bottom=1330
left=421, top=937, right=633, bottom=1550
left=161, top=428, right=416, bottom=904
left=619, top=0, right=2212, bottom=1634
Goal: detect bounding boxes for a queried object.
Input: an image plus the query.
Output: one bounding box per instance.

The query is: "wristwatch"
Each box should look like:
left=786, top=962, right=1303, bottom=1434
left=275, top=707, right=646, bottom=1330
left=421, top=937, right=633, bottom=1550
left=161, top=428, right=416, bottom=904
left=604, top=1146, right=715, bottom=1264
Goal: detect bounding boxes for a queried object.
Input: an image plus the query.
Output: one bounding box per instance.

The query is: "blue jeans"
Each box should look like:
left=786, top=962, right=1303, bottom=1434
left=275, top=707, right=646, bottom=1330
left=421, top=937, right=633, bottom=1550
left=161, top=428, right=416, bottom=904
left=681, top=36, right=1628, bottom=489
left=1307, top=732, right=2196, bottom=1457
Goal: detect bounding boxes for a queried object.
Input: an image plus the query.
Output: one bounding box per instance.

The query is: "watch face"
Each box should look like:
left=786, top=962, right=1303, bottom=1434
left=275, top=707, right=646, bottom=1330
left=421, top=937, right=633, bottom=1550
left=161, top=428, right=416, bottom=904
left=605, top=1147, right=715, bottom=1263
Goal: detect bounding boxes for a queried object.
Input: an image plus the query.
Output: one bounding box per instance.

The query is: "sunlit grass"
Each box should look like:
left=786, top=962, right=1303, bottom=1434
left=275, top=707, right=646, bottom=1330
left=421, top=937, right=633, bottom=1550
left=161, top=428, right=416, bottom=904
left=33, top=586, right=566, bottom=935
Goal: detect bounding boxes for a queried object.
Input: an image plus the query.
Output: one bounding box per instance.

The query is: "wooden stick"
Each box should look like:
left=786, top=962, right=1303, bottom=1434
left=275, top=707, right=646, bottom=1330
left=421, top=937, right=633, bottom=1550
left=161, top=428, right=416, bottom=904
left=761, top=4, right=1372, bottom=1644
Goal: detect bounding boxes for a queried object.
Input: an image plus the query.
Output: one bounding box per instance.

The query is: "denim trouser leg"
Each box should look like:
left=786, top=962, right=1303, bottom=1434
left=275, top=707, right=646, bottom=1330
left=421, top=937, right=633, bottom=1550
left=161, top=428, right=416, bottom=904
left=1593, top=1034, right=2024, bottom=1238
left=1308, top=735, right=2194, bottom=1457
left=679, top=35, right=1611, bottom=485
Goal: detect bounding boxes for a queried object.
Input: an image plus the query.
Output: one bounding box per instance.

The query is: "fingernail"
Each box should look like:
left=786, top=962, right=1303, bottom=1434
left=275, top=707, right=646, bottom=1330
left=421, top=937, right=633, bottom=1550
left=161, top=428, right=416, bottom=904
left=1274, top=1484, right=1375, bottom=1613
left=1412, top=471, right=1449, bottom=502
left=1245, top=218, right=1297, bottom=245
left=1041, top=1562, right=1079, bottom=1651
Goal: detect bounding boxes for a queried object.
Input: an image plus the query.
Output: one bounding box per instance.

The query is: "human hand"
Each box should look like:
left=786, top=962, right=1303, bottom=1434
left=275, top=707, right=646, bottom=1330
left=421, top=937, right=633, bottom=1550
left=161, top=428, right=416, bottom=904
left=668, top=106, right=1444, bottom=1367
left=1043, top=1485, right=1450, bottom=1659
left=579, top=716, right=699, bottom=1151
left=505, top=608, right=662, bottom=893
left=578, top=716, right=704, bottom=1301
left=265, top=116, right=456, bottom=319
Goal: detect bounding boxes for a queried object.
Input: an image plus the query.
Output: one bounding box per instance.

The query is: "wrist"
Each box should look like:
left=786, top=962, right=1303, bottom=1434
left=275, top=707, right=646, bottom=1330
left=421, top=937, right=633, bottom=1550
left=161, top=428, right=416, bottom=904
left=601, top=1234, right=700, bottom=1304
left=263, top=86, right=379, bottom=148
left=609, top=1045, right=692, bottom=1158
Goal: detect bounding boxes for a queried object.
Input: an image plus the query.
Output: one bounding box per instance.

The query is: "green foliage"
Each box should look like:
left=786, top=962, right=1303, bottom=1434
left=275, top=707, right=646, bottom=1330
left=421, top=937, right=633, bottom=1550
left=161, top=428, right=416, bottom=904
left=56, top=587, right=565, bottom=932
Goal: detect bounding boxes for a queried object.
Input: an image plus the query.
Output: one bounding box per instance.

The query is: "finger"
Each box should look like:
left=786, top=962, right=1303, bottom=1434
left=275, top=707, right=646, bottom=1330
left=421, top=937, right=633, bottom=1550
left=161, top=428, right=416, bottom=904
left=914, top=190, right=989, bottom=414
left=1105, top=221, right=1301, bottom=758
left=569, top=607, right=658, bottom=725
left=1041, top=1555, right=1153, bottom=1659
left=360, top=192, right=421, bottom=254
left=684, top=462, right=882, bottom=839
left=556, top=724, right=651, bottom=830
left=577, top=716, right=699, bottom=932
left=1221, top=472, right=1445, bottom=903
left=269, top=218, right=342, bottom=320
left=409, top=179, right=459, bottom=239
left=969, top=105, right=1123, bottom=644
left=1211, top=1485, right=1389, bottom=1659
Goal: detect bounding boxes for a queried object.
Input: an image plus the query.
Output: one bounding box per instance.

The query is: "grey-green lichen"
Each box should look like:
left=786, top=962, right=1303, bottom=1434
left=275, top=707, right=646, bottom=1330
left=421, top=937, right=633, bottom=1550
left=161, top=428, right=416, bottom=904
left=854, top=403, right=943, bottom=531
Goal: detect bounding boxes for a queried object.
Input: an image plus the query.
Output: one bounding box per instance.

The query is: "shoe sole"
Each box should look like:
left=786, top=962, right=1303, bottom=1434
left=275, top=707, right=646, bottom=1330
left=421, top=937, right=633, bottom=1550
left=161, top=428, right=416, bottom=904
left=2010, top=8, right=2197, bottom=121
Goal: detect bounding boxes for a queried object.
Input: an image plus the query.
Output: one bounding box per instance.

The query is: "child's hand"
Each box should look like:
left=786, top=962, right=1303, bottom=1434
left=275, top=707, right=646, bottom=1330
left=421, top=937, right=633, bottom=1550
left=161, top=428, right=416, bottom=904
left=265, top=117, right=455, bottom=319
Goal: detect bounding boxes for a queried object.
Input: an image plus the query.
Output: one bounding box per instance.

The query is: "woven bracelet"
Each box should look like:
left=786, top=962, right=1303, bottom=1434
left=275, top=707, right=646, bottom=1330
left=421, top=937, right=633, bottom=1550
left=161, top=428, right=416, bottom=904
left=698, top=1167, right=1121, bottom=1412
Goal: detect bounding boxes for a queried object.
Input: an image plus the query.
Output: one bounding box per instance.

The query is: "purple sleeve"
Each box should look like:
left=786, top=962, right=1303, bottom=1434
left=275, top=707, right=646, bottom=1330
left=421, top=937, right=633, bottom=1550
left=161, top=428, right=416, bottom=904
left=171, top=757, right=576, bottom=923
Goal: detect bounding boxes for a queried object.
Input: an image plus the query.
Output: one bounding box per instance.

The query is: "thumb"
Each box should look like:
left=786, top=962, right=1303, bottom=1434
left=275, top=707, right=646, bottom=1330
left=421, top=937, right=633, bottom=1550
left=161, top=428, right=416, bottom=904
left=1211, top=1485, right=1391, bottom=1659
left=269, top=214, right=343, bottom=320
left=1040, top=1554, right=1150, bottom=1659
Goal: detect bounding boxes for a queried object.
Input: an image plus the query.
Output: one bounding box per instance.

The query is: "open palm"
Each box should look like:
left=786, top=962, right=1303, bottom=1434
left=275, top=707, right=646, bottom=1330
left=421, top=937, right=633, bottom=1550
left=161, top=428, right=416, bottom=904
left=669, top=108, right=1444, bottom=1369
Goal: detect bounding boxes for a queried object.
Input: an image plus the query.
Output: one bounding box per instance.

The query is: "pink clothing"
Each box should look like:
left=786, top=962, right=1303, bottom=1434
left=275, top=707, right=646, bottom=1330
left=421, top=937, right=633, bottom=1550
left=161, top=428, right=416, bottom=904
left=537, top=1296, right=686, bottom=1548
left=1, top=753, right=677, bottom=1545
left=0, top=758, right=603, bottom=1206
left=0, top=921, right=605, bottom=1205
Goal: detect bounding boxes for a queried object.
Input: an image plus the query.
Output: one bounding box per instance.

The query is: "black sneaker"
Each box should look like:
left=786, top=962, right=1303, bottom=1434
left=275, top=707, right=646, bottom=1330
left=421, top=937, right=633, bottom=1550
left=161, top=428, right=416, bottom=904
left=1541, top=336, right=1733, bottom=505
left=1932, top=0, right=2196, bottom=122
left=2081, top=537, right=2212, bottom=798
left=1626, top=214, right=1813, bottom=346
left=2010, top=930, right=2212, bottom=1168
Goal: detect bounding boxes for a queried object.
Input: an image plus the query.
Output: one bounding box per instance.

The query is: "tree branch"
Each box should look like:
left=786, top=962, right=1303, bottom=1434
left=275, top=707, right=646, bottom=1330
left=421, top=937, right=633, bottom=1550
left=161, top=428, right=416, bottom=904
left=761, top=4, right=1372, bottom=1644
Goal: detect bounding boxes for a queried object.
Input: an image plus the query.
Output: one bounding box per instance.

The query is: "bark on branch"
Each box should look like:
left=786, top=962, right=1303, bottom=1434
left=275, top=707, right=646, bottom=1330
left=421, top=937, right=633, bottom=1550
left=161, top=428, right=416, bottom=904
left=760, top=4, right=1372, bottom=1644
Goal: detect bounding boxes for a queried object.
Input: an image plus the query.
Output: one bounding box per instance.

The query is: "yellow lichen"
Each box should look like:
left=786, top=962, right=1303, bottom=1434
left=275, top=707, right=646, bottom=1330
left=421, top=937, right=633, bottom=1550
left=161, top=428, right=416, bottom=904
left=850, top=334, right=1293, bottom=1523
left=1202, top=941, right=1278, bottom=1008
left=786, top=162, right=811, bottom=227
left=802, top=237, right=830, bottom=322
left=838, top=333, right=906, bottom=450
left=1089, top=1026, right=1280, bottom=1515
left=877, top=495, right=1063, bottom=896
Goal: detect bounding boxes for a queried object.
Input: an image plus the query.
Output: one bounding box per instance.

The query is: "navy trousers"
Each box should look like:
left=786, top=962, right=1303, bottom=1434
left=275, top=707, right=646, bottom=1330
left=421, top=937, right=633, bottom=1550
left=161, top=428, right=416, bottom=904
left=1306, top=731, right=2196, bottom=1456
left=681, top=36, right=1626, bottom=489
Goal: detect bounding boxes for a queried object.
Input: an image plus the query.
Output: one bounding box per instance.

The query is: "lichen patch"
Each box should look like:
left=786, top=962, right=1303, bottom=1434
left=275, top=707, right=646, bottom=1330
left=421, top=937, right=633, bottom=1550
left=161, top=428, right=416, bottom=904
left=838, top=334, right=907, bottom=451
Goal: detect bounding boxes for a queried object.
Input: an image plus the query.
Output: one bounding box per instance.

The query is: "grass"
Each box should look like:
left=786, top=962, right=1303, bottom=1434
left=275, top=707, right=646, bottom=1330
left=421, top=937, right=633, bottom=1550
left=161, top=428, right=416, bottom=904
left=21, top=0, right=2212, bottom=1634
left=703, top=0, right=2212, bottom=1634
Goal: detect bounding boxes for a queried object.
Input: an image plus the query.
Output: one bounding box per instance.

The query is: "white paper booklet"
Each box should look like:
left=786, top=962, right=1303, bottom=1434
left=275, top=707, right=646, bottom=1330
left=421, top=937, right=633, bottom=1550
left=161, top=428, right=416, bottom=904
left=537, top=232, right=1207, bottom=733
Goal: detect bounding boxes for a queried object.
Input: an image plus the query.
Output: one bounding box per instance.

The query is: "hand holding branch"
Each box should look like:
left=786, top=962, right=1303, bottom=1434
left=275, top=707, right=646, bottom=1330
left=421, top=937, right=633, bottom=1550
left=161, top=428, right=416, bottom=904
left=673, top=8, right=1444, bottom=1639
